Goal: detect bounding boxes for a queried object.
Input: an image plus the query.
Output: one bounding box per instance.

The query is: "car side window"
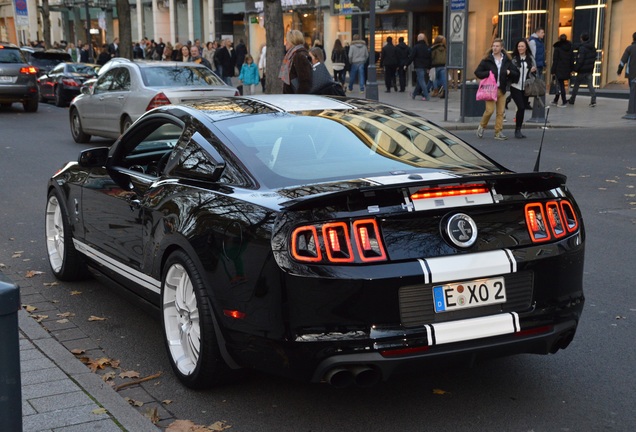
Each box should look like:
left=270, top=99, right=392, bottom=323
left=94, top=70, right=117, bottom=94
left=51, top=63, right=65, bottom=74
left=111, top=68, right=131, bottom=91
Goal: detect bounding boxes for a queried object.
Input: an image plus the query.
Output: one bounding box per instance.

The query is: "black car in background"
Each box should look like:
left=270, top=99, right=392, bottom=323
left=0, top=42, right=39, bottom=112
left=21, top=48, right=72, bottom=76
left=38, top=62, right=98, bottom=106
left=45, top=95, right=586, bottom=389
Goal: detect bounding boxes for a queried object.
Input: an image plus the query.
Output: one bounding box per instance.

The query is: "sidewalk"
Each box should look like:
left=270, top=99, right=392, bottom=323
left=11, top=84, right=633, bottom=432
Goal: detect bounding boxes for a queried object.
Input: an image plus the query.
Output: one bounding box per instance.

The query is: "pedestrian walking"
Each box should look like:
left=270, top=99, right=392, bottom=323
left=550, top=34, right=573, bottom=107
left=474, top=38, right=520, bottom=141
left=569, top=33, right=597, bottom=107
left=347, top=34, right=369, bottom=94
left=216, top=39, right=236, bottom=86
left=238, top=54, right=260, bottom=95
left=510, top=38, right=537, bottom=138
left=235, top=39, right=248, bottom=71
left=309, top=47, right=344, bottom=96
left=279, top=29, right=313, bottom=94
left=406, top=33, right=432, bottom=101
left=528, top=27, right=546, bottom=76
left=380, top=36, right=399, bottom=93
left=258, top=44, right=267, bottom=92
left=430, top=35, right=447, bottom=98
left=617, top=32, right=636, bottom=93
left=330, top=39, right=348, bottom=88
left=190, top=45, right=212, bottom=70
left=395, top=37, right=410, bottom=92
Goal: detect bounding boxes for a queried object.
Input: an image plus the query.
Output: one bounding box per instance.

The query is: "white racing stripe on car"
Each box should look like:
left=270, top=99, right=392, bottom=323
left=427, top=312, right=520, bottom=346
left=417, top=259, right=431, bottom=284
left=73, top=239, right=161, bottom=294
left=423, top=249, right=516, bottom=284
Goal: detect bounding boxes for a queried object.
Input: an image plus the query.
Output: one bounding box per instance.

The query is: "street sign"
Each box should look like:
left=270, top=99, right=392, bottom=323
left=450, top=0, right=466, bottom=11
left=450, top=12, right=464, bottom=43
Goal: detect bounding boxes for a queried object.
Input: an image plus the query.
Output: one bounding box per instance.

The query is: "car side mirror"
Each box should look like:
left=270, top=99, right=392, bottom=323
left=78, top=147, right=109, bottom=167
left=81, top=85, right=92, bottom=95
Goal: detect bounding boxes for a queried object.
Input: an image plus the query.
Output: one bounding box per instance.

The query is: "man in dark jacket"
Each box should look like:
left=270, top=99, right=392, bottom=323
left=216, top=39, right=236, bottom=86
left=618, top=32, right=636, bottom=92
left=551, top=34, right=573, bottom=106
left=190, top=46, right=212, bottom=70
left=396, top=37, right=410, bottom=92
left=406, top=33, right=432, bottom=100
left=569, top=33, right=598, bottom=106
left=235, top=39, right=247, bottom=71
left=380, top=36, right=399, bottom=92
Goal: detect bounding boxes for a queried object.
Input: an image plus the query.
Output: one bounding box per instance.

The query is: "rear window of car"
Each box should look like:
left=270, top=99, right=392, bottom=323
left=217, top=110, right=501, bottom=188
left=141, top=66, right=225, bottom=87
left=0, top=48, right=25, bottom=63
left=68, top=64, right=97, bottom=75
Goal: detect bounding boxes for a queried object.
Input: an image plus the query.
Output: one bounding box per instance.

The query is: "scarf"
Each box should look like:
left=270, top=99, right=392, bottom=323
left=278, top=44, right=304, bottom=85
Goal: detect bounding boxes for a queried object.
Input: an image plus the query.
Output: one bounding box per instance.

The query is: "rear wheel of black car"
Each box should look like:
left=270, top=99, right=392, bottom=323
left=161, top=250, right=231, bottom=389
left=23, top=97, right=38, bottom=113
left=54, top=86, right=65, bottom=107
left=45, top=190, right=88, bottom=281
left=70, top=108, right=91, bottom=143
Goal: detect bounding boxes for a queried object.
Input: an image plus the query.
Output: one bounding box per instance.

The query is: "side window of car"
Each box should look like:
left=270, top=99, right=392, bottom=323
left=51, top=63, right=64, bottom=75
left=94, top=70, right=116, bottom=94
left=111, top=68, right=131, bottom=91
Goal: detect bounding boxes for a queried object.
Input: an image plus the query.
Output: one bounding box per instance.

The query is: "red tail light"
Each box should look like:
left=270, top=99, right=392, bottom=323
left=411, top=184, right=490, bottom=200
left=559, top=201, right=579, bottom=232
left=353, top=219, right=387, bottom=262
left=145, top=92, right=171, bottom=111
left=322, top=222, right=353, bottom=263
left=546, top=201, right=566, bottom=238
left=290, top=219, right=387, bottom=264
left=291, top=226, right=322, bottom=262
left=20, top=66, right=38, bottom=75
left=525, top=203, right=551, bottom=243
left=61, top=78, right=80, bottom=87
left=223, top=309, right=246, bottom=319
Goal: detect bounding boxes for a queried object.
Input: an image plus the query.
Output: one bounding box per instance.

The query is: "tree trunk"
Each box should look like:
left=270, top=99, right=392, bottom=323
left=40, top=0, right=51, bottom=48
left=115, top=0, right=132, bottom=59
left=264, top=0, right=284, bottom=94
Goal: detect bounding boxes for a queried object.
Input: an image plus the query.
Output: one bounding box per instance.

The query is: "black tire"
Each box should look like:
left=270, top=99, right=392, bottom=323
left=45, top=190, right=88, bottom=281
left=70, top=108, right=91, bottom=143
left=54, top=86, right=66, bottom=107
left=23, top=97, right=38, bottom=113
left=39, top=89, right=46, bottom=102
left=161, top=250, right=233, bottom=389
left=121, top=115, right=133, bottom=134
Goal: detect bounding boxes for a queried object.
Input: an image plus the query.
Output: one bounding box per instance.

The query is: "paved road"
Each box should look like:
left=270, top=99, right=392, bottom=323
left=1, top=101, right=635, bottom=431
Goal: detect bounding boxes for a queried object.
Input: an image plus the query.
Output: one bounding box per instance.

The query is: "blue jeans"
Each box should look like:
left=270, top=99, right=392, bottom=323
left=434, top=67, right=447, bottom=92
left=348, top=63, right=365, bottom=91
left=412, top=68, right=430, bottom=98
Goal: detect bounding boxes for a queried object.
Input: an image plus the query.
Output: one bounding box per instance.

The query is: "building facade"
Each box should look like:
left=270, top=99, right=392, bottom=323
left=1, top=0, right=634, bottom=88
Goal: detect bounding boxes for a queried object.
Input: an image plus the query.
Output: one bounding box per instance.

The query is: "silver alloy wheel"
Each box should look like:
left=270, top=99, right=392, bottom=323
left=45, top=194, right=64, bottom=273
left=71, top=112, right=81, bottom=137
left=163, top=263, right=201, bottom=376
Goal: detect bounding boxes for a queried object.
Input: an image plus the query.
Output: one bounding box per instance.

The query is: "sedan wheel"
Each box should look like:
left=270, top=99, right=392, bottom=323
left=45, top=191, right=87, bottom=281
left=54, top=86, right=65, bottom=107
left=70, top=108, right=91, bottom=143
left=121, top=115, right=133, bottom=134
left=162, top=251, right=233, bottom=389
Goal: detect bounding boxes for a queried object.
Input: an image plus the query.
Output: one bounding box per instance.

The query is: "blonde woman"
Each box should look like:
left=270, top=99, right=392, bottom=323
left=278, top=29, right=312, bottom=94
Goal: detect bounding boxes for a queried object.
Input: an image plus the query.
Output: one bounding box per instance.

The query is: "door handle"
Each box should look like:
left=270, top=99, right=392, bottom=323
left=118, top=96, right=124, bottom=99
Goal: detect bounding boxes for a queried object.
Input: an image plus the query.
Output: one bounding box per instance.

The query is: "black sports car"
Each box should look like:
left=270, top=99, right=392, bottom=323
left=37, top=62, right=98, bottom=106
left=45, top=95, right=585, bottom=389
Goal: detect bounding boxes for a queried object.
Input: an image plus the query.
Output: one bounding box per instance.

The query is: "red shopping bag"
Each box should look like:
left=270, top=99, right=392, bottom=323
left=476, top=71, right=498, bottom=101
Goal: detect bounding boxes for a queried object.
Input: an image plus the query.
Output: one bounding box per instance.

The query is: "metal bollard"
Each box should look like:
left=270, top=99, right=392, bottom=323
left=527, top=94, right=547, bottom=123
left=0, top=272, right=22, bottom=432
left=622, top=79, right=636, bottom=120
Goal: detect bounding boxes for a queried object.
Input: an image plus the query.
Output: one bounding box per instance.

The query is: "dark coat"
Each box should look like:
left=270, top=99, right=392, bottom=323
left=618, top=41, right=636, bottom=82
left=551, top=40, right=573, bottom=80
left=380, top=41, right=398, bottom=67
left=310, top=62, right=342, bottom=95
left=474, top=51, right=520, bottom=92
left=573, top=41, right=597, bottom=74
left=396, top=41, right=410, bottom=67
left=234, top=42, right=247, bottom=68
left=216, top=46, right=236, bottom=78
left=407, top=40, right=431, bottom=69
left=282, top=47, right=313, bottom=94
left=430, top=43, right=446, bottom=67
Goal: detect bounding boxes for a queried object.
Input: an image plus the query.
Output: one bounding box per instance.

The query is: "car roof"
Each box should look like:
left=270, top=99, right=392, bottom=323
left=29, top=50, right=72, bottom=59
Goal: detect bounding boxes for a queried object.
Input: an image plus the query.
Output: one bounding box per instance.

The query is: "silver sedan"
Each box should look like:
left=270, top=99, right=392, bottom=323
left=69, top=59, right=238, bottom=143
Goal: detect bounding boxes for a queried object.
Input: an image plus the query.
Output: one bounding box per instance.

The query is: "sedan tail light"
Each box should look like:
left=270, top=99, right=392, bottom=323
left=291, top=219, right=387, bottom=264
left=20, top=66, right=38, bottom=75
left=61, top=78, right=80, bottom=87
left=146, top=92, right=171, bottom=111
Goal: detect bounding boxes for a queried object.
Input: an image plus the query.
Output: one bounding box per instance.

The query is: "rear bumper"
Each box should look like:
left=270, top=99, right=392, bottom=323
left=0, top=85, right=38, bottom=103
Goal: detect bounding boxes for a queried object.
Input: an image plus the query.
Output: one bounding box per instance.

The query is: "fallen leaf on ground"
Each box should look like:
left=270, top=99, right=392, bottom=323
left=102, top=371, right=116, bottom=382
left=87, top=357, right=112, bottom=372
left=627, top=173, right=636, bottom=177
left=31, top=314, right=48, bottom=323
left=70, top=348, right=85, bottom=355
left=119, top=370, right=141, bottom=379
left=43, top=281, right=59, bottom=287
left=432, top=388, right=451, bottom=395
left=209, top=421, right=232, bottom=431
left=162, top=399, right=173, bottom=405
left=125, top=397, right=144, bottom=407
left=25, top=270, right=44, bottom=278
left=12, top=251, right=23, bottom=258
left=167, top=420, right=207, bottom=432
left=605, top=179, right=618, bottom=183
left=0, top=263, right=6, bottom=268
left=110, top=359, right=121, bottom=368
left=88, top=315, right=107, bottom=321
left=70, top=290, right=82, bottom=295
left=57, top=312, right=75, bottom=318
left=56, top=318, right=70, bottom=324
left=23, top=304, right=37, bottom=312
left=145, top=407, right=160, bottom=424
left=92, top=407, right=108, bottom=415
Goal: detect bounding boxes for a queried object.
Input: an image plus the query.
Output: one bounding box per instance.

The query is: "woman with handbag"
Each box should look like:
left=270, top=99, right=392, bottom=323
left=510, top=38, right=537, bottom=138
left=474, top=38, right=520, bottom=140
left=551, top=34, right=573, bottom=107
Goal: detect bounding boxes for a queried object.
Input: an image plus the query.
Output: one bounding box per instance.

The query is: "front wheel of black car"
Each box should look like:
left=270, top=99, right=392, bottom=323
left=161, top=250, right=231, bottom=389
left=70, top=108, right=91, bottom=143
left=45, top=191, right=87, bottom=281
left=54, top=86, right=65, bottom=107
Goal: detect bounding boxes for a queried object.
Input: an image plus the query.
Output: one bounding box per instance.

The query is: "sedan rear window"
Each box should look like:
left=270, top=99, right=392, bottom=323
left=219, top=111, right=501, bottom=188
left=0, top=49, right=25, bottom=63
left=141, top=66, right=225, bottom=87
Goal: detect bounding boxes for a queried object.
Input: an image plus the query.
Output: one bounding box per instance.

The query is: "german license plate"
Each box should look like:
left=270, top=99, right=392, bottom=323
left=433, top=277, right=506, bottom=313
left=0, top=76, right=16, bottom=83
